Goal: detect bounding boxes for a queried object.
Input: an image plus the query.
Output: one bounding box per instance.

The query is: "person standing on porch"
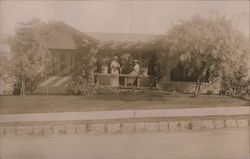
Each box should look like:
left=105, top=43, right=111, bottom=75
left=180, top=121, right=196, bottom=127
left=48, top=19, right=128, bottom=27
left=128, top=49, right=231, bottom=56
left=148, top=64, right=160, bottom=89
left=110, top=56, right=120, bottom=87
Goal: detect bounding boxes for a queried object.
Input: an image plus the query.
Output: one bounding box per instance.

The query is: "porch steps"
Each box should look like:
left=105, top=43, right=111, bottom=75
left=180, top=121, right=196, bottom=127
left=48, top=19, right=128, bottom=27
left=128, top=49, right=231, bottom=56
left=52, top=77, right=71, bottom=87
left=39, top=76, right=59, bottom=86
left=34, top=76, right=72, bottom=95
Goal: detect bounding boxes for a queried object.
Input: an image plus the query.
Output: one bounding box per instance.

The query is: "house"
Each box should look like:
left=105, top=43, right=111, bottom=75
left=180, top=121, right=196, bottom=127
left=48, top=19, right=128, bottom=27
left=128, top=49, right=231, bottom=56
left=34, top=22, right=219, bottom=95
left=42, top=21, right=98, bottom=76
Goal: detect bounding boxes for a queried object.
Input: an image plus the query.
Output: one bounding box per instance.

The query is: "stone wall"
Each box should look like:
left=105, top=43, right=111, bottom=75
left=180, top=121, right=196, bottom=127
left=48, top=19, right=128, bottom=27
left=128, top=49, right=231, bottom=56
left=0, top=117, right=249, bottom=136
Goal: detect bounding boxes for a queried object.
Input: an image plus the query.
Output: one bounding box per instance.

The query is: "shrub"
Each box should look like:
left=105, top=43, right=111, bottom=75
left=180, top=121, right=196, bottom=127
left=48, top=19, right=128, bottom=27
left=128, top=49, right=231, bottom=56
left=206, top=90, right=213, bottom=95
left=13, top=77, right=38, bottom=95
left=68, top=71, right=96, bottom=95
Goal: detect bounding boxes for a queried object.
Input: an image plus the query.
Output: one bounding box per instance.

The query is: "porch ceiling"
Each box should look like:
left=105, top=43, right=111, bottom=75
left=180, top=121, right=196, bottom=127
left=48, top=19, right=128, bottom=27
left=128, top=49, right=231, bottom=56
left=97, top=41, right=155, bottom=51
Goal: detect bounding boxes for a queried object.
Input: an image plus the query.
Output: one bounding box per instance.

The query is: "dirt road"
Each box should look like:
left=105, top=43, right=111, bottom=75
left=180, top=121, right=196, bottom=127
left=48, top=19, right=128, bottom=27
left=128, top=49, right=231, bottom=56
left=1, top=128, right=249, bottom=159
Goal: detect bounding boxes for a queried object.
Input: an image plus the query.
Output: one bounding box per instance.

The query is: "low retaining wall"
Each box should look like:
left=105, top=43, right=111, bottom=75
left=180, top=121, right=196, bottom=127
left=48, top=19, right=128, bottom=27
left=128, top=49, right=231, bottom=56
left=1, top=117, right=249, bottom=136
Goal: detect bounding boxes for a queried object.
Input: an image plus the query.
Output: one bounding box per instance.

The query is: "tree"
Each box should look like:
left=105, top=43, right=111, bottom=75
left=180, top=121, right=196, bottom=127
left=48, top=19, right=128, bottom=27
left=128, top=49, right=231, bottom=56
left=157, top=15, right=249, bottom=96
left=6, top=18, right=52, bottom=97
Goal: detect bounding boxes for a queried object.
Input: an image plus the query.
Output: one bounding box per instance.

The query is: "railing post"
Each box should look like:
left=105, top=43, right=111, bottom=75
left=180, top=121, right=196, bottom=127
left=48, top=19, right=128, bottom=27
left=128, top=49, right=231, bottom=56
left=124, top=77, right=127, bottom=87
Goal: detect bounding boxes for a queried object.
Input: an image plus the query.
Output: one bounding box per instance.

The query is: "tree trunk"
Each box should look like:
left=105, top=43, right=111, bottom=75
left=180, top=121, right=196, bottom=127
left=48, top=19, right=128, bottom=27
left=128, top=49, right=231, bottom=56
left=193, top=78, right=202, bottom=97
left=193, top=80, right=199, bottom=97
left=20, top=78, right=25, bottom=100
left=193, top=63, right=208, bottom=97
left=198, top=80, right=202, bottom=94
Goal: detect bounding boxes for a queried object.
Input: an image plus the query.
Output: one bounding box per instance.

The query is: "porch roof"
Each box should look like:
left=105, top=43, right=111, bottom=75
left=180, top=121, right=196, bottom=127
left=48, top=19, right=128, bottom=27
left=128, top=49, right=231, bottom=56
left=42, top=21, right=160, bottom=51
left=86, top=32, right=158, bottom=42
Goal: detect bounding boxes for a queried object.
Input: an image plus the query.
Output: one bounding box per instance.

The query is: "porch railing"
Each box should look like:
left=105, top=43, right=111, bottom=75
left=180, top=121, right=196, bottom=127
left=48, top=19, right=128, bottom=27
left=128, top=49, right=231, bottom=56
left=94, top=73, right=157, bottom=89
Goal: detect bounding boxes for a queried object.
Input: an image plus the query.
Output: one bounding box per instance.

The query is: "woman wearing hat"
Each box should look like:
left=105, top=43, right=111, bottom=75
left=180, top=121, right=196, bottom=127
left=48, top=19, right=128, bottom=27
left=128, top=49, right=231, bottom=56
left=127, top=59, right=140, bottom=85
left=110, top=56, right=120, bottom=87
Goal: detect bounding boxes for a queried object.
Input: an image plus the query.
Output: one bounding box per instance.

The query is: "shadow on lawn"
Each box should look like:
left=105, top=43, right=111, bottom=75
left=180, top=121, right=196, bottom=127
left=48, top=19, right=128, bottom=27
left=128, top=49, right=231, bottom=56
left=83, top=94, right=250, bottom=106
left=84, top=94, right=186, bottom=101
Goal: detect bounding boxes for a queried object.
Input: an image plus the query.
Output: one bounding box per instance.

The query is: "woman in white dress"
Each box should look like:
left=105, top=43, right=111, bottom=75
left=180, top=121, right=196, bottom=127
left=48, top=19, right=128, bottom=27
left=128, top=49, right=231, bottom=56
left=110, top=56, right=120, bottom=87
left=127, top=60, right=140, bottom=85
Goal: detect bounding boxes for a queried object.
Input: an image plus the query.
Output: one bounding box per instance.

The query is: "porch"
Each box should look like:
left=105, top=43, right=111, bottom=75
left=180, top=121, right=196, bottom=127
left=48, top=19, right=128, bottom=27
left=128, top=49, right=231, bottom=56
left=94, top=73, right=160, bottom=89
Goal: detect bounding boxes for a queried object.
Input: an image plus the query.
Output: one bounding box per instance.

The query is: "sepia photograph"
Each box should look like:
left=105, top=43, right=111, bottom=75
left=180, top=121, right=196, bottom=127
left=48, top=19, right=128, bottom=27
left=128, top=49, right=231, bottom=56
left=0, top=0, right=249, bottom=159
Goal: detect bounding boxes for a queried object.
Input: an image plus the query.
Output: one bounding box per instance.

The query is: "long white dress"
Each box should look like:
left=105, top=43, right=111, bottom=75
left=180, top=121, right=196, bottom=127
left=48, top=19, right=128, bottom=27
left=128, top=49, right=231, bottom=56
left=110, top=61, right=120, bottom=87
left=127, top=64, right=140, bottom=85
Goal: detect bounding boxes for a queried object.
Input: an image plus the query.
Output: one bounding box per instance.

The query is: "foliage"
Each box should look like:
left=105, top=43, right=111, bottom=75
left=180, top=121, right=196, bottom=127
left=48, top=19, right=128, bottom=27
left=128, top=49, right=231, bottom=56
left=74, top=31, right=100, bottom=75
left=68, top=71, right=96, bottom=95
left=94, top=86, right=163, bottom=95
left=6, top=18, right=53, bottom=95
left=13, top=78, right=38, bottom=95
left=67, top=34, right=99, bottom=95
left=220, top=75, right=249, bottom=96
left=0, top=54, right=10, bottom=77
left=156, top=14, right=249, bottom=96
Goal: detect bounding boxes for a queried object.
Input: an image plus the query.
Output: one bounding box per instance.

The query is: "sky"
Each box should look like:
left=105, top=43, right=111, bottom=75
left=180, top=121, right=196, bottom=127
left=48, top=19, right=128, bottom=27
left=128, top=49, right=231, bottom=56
left=0, top=1, right=249, bottom=51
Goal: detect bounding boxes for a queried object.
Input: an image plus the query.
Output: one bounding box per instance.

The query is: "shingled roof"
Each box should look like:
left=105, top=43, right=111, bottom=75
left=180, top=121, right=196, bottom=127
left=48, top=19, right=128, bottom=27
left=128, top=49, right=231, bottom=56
left=43, top=21, right=159, bottom=50
left=44, top=21, right=97, bottom=50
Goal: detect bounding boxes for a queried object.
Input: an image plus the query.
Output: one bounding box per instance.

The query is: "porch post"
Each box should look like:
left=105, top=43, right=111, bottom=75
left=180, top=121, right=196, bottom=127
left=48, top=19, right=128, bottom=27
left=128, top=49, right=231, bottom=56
left=96, top=74, right=99, bottom=86
left=137, top=77, right=140, bottom=88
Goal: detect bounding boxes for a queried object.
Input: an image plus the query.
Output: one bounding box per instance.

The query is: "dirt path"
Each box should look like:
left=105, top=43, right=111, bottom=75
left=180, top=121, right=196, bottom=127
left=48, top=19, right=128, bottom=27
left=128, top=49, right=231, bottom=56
left=1, top=128, right=249, bottom=159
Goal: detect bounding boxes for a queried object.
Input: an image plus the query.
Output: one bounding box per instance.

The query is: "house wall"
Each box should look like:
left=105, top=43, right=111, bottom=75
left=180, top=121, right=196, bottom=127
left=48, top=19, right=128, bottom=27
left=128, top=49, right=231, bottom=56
left=159, top=55, right=221, bottom=94
left=49, top=49, right=77, bottom=76
left=161, top=62, right=198, bottom=93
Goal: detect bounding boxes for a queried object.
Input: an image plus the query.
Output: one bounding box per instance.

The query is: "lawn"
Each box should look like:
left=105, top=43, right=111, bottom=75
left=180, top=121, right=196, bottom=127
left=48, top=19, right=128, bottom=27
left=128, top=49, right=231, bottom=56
left=0, top=94, right=249, bottom=114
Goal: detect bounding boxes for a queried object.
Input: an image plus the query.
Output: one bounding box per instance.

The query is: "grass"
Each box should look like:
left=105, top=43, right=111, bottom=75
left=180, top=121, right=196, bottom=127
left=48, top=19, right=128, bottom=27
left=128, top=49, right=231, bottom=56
left=0, top=94, right=249, bottom=114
